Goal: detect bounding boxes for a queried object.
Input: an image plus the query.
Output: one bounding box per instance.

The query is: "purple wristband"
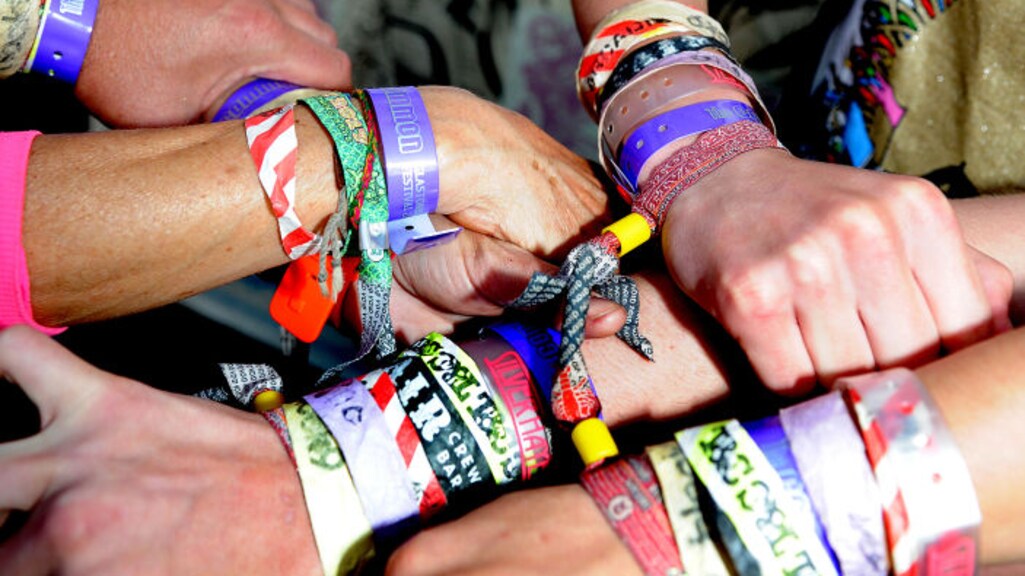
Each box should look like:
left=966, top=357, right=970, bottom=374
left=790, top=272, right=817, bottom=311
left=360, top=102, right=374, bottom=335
left=25, top=0, right=98, bottom=83
left=212, top=77, right=305, bottom=122
left=305, top=378, right=421, bottom=548
left=366, top=87, right=461, bottom=255
left=619, top=99, right=759, bottom=188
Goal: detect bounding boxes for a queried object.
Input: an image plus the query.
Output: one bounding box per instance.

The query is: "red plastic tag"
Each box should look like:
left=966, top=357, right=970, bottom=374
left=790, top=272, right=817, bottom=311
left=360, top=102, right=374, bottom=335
left=270, top=255, right=335, bottom=343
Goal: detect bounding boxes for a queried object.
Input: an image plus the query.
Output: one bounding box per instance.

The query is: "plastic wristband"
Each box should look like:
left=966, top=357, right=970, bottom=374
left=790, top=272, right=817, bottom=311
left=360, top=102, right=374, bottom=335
left=460, top=336, right=553, bottom=481
left=742, top=415, right=840, bottom=573
left=580, top=454, right=685, bottom=576
left=678, top=419, right=839, bottom=576
left=283, top=401, right=374, bottom=575
left=213, top=78, right=307, bottom=122
left=365, top=87, right=461, bottom=254
left=618, top=100, right=759, bottom=189
left=21, top=0, right=96, bottom=83
left=305, top=378, right=421, bottom=548
left=839, top=368, right=981, bottom=576
left=405, top=332, right=520, bottom=484
left=599, top=34, right=732, bottom=111
left=645, top=441, right=731, bottom=576
left=357, top=367, right=448, bottom=519
left=780, top=391, right=890, bottom=576
left=385, top=355, right=495, bottom=505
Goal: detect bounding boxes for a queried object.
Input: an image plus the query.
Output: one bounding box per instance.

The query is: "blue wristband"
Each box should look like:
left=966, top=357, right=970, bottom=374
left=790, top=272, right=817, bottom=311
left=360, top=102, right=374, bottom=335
left=24, top=0, right=98, bottom=83
left=212, top=77, right=305, bottom=122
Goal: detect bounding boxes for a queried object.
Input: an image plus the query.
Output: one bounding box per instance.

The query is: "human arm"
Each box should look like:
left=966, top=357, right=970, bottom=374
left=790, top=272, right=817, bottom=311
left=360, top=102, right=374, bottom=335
left=568, top=0, right=1010, bottom=395
left=390, top=324, right=1025, bottom=575
left=19, top=86, right=610, bottom=328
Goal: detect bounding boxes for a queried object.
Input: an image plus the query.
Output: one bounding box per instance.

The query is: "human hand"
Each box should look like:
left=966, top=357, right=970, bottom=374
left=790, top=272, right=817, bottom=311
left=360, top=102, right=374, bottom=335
left=339, top=87, right=624, bottom=342
left=660, top=149, right=1013, bottom=394
left=388, top=485, right=641, bottom=576
left=0, top=326, right=320, bottom=576
left=76, top=0, right=351, bottom=127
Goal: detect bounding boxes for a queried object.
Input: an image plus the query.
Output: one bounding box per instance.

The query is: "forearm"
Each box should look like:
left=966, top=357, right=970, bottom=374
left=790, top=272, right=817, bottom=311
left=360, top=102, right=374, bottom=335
left=0, top=0, right=40, bottom=77
left=23, top=106, right=340, bottom=325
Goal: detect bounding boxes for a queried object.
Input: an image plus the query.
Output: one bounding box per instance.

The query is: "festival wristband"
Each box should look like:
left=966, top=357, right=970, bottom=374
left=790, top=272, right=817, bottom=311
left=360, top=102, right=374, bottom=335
left=21, top=0, right=96, bottom=83
left=460, top=336, right=553, bottom=481
left=305, top=378, right=421, bottom=548
left=578, top=0, right=730, bottom=118
left=839, top=368, right=981, bottom=576
left=365, top=87, right=461, bottom=254
left=599, top=34, right=733, bottom=112
left=742, top=415, right=840, bottom=574
left=283, top=402, right=374, bottom=575
left=213, top=77, right=313, bottom=122
left=618, top=100, right=759, bottom=189
left=633, top=120, right=783, bottom=227
left=780, top=391, right=890, bottom=576
left=357, top=368, right=448, bottom=518
left=385, top=354, right=495, bottom=504
left=244, top=105, right=322, bottom=259
left=580, top=454, right=684, bottom=576
left=405, top=333, right=520, bottom=484
left=678, top=420, right=839, bottom=576
left=645, top=441, right=731, bottom=576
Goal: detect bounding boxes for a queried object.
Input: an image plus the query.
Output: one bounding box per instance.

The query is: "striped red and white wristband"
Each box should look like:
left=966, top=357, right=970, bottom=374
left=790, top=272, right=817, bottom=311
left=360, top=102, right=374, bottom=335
left=244, top=104, right=322, bottom=259
left=839, top=368, right=981, bottom=576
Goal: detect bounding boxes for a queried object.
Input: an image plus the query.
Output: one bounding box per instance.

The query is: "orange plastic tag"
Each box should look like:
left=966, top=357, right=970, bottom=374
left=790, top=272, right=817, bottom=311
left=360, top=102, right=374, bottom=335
left=270, top=255, right=335, bottom=343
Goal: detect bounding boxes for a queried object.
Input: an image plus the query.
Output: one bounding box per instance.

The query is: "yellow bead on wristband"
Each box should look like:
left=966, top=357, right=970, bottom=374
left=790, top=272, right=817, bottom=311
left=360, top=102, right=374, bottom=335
left=603, top=213, right=652, bottom=257
left=254, top=390, right=285, bottom=413
left=572, top=418, right=619, bottom=467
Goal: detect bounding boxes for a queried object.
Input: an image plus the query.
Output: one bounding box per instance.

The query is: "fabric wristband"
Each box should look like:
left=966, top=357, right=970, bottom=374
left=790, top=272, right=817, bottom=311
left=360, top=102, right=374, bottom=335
left=618, top=99, right=759, bottom=189
left=385, top=354, right=495, bottom=504
left=0, top=131, right=64, bottom=335
left=839, top=368, right=981, bottom=576
left=780, top=391, right=890, bottom=576
left=21, top=0, right=96, bottom=83
left=357, top=367, right=448, bottom=519
left=405, top=332, right=520, bottom=485
left=365, top=87, right=461, bottom=254
left=645, top=441, right=731, bottom=576
left=213, top=78, right=308, bottom=122
left=742, top=415, right=841, bottom=574
left=305, top=378, right=421, bottom=548
left=678, top=419, right=839, bottom=576
left=460, top=335, right=553, bottom=481
left=244, top=105, right=322, bottom=259
left=283, top=401, right=374, bottom=575
left=580, top=454, right=685, bottom=576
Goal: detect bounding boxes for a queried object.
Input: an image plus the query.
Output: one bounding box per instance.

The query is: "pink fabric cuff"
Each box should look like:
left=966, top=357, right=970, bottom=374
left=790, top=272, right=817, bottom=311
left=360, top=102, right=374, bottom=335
left=0, top=131, right=65, bottom=335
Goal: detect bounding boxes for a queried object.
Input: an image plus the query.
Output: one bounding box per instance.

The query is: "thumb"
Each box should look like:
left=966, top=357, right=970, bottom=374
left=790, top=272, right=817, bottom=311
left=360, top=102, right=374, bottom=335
left=968, top=246, right=1014, bottom=333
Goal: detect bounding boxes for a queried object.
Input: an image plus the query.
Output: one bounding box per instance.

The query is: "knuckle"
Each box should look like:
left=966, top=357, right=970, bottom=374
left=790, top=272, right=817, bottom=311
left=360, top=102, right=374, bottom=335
left=717, top=266, right=790, bottom=323
left=828, top=199, right=892, bottom=246
left=784, top=238, right=834, bottom=293
left=892, top=176, right=958, bottom=227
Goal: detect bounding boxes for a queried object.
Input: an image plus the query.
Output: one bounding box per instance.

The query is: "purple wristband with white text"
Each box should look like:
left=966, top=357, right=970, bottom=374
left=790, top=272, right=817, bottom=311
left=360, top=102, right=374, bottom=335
left=619, top=99, right=759, bottom=188
left=24, top=0, right=98, bottom=83
left=366, top=87, right=461, bottom=254
left=212, top=77, right=305, bottom=122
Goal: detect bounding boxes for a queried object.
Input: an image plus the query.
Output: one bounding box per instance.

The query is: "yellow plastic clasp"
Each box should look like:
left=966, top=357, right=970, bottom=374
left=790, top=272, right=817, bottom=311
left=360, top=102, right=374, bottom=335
left=602, top=213, right=652, bottom=257
left=572, top=418, right=619, bottom=467
left=254, top=390, right=285, bottom=413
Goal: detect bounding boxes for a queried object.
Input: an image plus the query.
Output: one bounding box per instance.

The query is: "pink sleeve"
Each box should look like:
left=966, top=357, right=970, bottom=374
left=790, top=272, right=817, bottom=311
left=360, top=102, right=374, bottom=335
left=0, top=131, right=65, bottom=335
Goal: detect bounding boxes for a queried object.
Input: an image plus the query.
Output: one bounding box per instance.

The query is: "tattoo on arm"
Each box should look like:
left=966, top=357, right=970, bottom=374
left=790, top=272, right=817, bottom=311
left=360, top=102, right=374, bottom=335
left=0, top=0, right=39, bottom=78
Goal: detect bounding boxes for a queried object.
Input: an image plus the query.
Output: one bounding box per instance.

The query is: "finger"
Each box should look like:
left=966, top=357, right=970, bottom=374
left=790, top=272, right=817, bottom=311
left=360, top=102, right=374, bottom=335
left=279, top=0, right=319, bottom=15
left=0, top=440, right=54, bottom=511
left=789, top=239, right=875, bottom=385
left=0, top=327, right=97, bottom=427
left=274, top=2, right=339, bottom=47
left=716, top=266, right=816, bottom=395
left=585, top=299, right=626, bottom=338
left=0, top=510, right=56, bottom=576
left=969, top=247, right=1014, bottom=334
left=901, top=184, right=996, bottom=351
left=258, top=32, right=352, bottom=91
